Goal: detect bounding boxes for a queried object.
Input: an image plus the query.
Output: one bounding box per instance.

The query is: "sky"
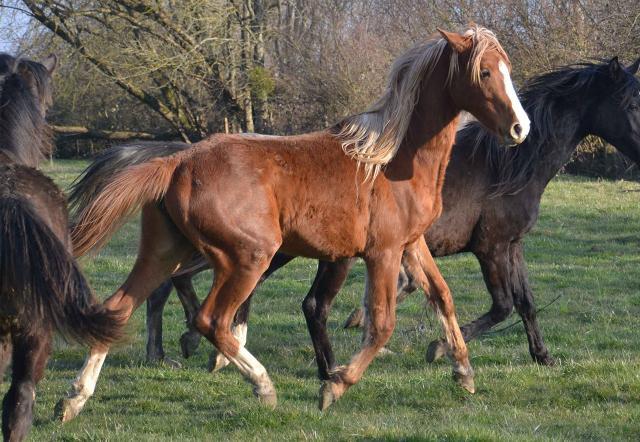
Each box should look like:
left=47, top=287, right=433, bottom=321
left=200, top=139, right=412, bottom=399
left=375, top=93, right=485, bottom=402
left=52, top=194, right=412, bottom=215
left=0, top=4, right=33, bottom=53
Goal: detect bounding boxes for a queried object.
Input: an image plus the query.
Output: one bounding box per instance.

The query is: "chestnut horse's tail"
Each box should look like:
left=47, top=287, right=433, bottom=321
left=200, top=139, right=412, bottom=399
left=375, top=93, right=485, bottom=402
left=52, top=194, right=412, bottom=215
left=71, top=153, right=182, bottom=256
left=0, top=198, right=122, bottom=345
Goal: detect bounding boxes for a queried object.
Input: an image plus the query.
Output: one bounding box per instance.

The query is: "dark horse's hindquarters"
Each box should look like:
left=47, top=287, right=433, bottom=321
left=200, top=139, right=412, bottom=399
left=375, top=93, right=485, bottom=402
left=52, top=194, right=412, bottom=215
left=136, top=57, right=640, bottom=372
left=0, top=54, right=121, bottom=442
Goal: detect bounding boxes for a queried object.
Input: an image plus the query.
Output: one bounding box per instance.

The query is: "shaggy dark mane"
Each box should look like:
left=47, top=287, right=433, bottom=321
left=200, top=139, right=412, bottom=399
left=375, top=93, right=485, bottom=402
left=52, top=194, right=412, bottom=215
left=461, top=60, right=639, bottom=197
left=0, top=53, right=53, bottom=168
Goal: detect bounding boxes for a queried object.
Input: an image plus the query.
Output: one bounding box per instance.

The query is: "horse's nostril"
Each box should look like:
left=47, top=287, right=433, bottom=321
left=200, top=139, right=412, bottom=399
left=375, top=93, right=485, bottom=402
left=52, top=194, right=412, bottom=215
left=511, top=123, right=523, bottom=138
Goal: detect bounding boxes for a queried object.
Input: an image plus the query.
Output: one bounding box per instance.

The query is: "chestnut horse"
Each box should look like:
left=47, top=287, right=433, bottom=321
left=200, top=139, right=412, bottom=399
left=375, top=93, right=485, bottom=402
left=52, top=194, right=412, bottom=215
left=59, top=25, right=528, bottom=421
left=146, top=57, right=640, bottom=372
left=0, top=54, right=121, bottom=441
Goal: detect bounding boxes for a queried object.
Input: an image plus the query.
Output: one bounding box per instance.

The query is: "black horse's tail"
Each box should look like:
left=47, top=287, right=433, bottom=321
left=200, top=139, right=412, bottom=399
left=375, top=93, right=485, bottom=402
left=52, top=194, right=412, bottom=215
left=0, top=197, right=122, bottom=345
left=68, top=141, right=190, bottom=216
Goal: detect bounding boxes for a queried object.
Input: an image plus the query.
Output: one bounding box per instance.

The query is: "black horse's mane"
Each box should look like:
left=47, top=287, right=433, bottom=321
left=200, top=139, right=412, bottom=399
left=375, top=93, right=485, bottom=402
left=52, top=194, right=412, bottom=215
left=0, top=53, right=52, bottom=168
left=458, top=60, right=637, bottom=197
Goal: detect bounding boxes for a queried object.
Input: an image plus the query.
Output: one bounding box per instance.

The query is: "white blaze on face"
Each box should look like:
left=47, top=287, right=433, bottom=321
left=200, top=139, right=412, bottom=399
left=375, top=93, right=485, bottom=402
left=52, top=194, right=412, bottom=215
left=498, top=60, right=530, bottom=143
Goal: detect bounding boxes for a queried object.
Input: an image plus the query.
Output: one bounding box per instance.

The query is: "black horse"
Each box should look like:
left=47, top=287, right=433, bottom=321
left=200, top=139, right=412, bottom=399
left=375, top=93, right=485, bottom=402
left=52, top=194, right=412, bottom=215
left=70, top=57, right=640, bottom=377
left=0, top=54, right=121, bottom=441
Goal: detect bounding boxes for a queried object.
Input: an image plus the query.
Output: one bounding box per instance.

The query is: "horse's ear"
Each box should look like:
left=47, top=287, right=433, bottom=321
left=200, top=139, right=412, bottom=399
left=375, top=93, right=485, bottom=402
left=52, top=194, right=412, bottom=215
left=608, top=57, right=623, bottom=81
left=41, top=54, right=57, bottom=74
left=437, top=28, right=472, bottom=53
left=627, top=57, right=640, bottom=75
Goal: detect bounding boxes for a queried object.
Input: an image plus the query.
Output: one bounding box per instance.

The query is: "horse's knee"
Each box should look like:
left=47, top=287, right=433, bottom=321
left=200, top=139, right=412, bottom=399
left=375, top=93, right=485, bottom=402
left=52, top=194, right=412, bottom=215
left=513, top=289, right=535, bottom=315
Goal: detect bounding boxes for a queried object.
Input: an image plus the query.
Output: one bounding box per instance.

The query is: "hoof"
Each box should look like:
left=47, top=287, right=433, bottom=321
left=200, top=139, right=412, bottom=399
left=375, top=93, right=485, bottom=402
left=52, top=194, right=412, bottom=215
left=207, top=351, right=230, bottom=373
left=534, top=353, right=556, bottom=366
left=54, top=397, right=84, bottom=423
left=179, top=332, right=201, bottom=359
left=343, top=308, right=364, bottom=329
left=161, top=357, right=182, bottom=369
left=256, top=390, right=277, bottom=408
left=453, top=371, right=475, bottom=394
left=253, top=382, right=278, bottom=409
left=425, top=339, right=448, bottom=363
left=319, top=382, right=337, bottom=411
left=318, top=380, right=346, bottom=411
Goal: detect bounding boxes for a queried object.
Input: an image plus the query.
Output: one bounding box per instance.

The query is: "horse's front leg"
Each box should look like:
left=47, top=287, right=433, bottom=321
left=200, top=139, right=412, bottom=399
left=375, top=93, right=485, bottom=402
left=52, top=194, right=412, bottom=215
left=319, top=249, right=401, bottom=410
left=510, top=242, right=554, bottom=365
left=403, top=237, right=475, bottom=393
left=145, top=280, right=176, bottom=365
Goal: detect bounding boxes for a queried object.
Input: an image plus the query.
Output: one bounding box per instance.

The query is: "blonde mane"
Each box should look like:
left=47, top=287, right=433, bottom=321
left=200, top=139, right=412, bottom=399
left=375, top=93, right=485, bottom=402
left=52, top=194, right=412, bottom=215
left=337, top=25, right=508, bottom=180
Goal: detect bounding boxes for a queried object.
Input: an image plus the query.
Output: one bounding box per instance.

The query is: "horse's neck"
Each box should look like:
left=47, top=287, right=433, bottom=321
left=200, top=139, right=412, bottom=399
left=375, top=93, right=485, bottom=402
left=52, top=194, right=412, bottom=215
left=0, top=127, right=47, bottom=169
left=0, top=99, right=48, bottom=169
left=529, top=105, right=586, bottom=192
left=386, top=76, right=460, bottom=184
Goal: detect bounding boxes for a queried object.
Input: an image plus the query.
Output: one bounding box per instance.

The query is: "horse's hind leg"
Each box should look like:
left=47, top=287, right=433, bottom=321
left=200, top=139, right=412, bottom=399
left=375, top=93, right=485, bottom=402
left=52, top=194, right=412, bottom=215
left=146, top=280, right=175, bottom=365
left=146, top=272, right=204, bottom=362
left=303, top=258, right=353, bottom=380
left=208, top=295, right=250, bottom=372
left=172, top=273, right=203, bottom=359
left=320, top=249, right=401, bottom=410
left=56, top=206, right=194, bottom=423
left=208, top=252, right=296, bottom=373
left=195, top=244, right=280, bottom=406
left=2, top=329, right=51, bottom=442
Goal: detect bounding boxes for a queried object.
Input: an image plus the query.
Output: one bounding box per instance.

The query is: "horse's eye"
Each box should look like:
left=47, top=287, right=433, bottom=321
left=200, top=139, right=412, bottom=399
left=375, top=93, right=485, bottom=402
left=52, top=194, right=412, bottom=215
left=480, top=69, right=491, bottom=79
left=630, top=103, right=639, bottom=111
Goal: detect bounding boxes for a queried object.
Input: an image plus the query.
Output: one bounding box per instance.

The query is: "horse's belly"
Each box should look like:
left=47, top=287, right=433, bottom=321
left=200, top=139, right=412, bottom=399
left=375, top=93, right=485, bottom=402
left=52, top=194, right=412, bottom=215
left=279, top=213, right=367, bottom=260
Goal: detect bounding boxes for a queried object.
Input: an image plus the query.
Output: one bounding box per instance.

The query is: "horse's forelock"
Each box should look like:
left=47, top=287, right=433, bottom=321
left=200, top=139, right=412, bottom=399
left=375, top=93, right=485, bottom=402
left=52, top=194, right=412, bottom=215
left=466, top=26, right=509, bottom=85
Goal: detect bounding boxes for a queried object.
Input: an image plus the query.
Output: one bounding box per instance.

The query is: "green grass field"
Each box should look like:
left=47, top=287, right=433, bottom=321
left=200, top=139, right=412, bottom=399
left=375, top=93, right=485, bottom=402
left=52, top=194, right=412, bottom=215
left=13, top=160, right=640, bottom=440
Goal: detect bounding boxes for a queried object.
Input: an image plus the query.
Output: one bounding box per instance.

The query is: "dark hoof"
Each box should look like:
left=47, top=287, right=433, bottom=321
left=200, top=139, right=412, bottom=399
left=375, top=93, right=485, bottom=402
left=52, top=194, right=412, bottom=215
left=534, top=353, right=556, bottom=366
left=146, top=355, right=182, bottom=369
left=54, top=397, right=82, bottom=423
left=319, top=381, right=345, bottom=411
left=319, top=367, right=349, bottom=411
left=343, top=308, right=364, bottom=329
left=207, top=350, right=230, bottom=373
left=161, top=357, right=182, bottom=369
left=453, top=370, right=475, bottom=394
left=179, top=332, right=202, bottom=359
left=425, top=338, right=447, bottom=363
